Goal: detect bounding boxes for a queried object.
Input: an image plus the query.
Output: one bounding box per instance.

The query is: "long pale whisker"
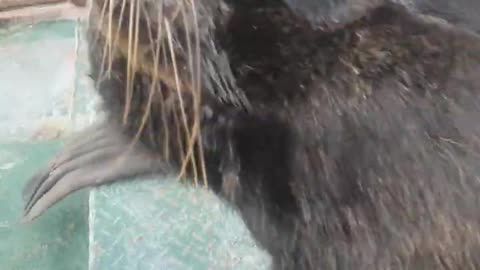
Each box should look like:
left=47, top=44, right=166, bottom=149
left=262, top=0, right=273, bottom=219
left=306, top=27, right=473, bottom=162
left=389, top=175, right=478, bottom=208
left=123, top=0, right=137, bottom=125
left=179, top=0, right=199, bottom=185
left=165, top=19, right=197, bottom=182
left=190, top=0, right=208, bottom=188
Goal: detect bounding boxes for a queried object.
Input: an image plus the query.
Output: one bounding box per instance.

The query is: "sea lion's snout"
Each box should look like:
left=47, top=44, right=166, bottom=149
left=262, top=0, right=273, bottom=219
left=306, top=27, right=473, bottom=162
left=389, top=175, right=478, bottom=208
left=21, top=0, right=237, bottom=223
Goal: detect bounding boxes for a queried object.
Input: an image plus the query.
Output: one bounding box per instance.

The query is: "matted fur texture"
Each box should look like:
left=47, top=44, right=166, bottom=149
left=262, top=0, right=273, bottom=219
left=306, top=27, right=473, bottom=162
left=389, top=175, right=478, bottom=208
left=22, top=1, right=480, bottom=269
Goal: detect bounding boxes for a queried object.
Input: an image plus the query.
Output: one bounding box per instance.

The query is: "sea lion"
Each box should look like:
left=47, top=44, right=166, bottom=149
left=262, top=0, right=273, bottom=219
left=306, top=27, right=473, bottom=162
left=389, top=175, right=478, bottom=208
left=22, top=0, right=480, bottom=269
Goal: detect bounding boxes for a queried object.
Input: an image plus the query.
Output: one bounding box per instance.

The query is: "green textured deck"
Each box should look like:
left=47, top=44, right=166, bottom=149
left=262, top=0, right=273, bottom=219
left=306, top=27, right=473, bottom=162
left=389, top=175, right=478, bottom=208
left=1, top=18, right=271, bottom=270
left=0, top=141, right=89, bottom=270
left=0, top=21, right=89, bottom=270
left=90, top=179, right=270, bottom=270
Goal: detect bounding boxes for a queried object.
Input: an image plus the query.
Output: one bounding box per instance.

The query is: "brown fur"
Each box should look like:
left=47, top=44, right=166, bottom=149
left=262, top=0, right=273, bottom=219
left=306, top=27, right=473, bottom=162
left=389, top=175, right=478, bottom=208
left=22, top=1, right=480, bottom=269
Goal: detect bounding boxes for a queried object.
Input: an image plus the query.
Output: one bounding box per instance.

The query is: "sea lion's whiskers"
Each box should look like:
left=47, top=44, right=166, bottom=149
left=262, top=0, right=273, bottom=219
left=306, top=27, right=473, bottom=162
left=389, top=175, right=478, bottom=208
left=123, top=0, right=137, bottom=125
left=165, top=18, right=199, bottom=184
left=140, top=2, right=171, bottom=161
left=180, top=0, right=201, bottom=185
left=189, top=0, right=208, bottom=187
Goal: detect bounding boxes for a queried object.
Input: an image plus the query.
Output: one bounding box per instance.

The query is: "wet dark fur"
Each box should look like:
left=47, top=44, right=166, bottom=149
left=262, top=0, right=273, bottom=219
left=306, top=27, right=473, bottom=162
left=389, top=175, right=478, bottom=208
left=22, top=0, right=480, bottom=269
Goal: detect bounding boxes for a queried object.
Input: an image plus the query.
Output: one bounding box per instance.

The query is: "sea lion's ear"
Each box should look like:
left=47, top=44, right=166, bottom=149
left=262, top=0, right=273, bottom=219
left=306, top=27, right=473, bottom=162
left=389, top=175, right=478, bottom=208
left=283, top=0, right=385, bottom=31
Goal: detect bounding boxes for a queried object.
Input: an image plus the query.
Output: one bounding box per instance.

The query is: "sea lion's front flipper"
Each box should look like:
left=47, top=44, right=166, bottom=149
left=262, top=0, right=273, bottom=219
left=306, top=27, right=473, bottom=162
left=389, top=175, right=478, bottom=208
left=22, top=122, right=166, bottom=223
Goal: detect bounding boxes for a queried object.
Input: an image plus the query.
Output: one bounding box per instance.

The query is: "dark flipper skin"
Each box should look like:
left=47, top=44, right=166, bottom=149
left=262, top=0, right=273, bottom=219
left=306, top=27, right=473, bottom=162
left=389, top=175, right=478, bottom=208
left=22, top=122, right=167, bottom=223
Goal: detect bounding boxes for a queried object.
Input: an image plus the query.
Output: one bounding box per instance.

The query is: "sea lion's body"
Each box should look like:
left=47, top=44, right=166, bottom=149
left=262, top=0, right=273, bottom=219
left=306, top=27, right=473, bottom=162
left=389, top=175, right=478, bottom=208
left=22, top=1, right=480, bottom=269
